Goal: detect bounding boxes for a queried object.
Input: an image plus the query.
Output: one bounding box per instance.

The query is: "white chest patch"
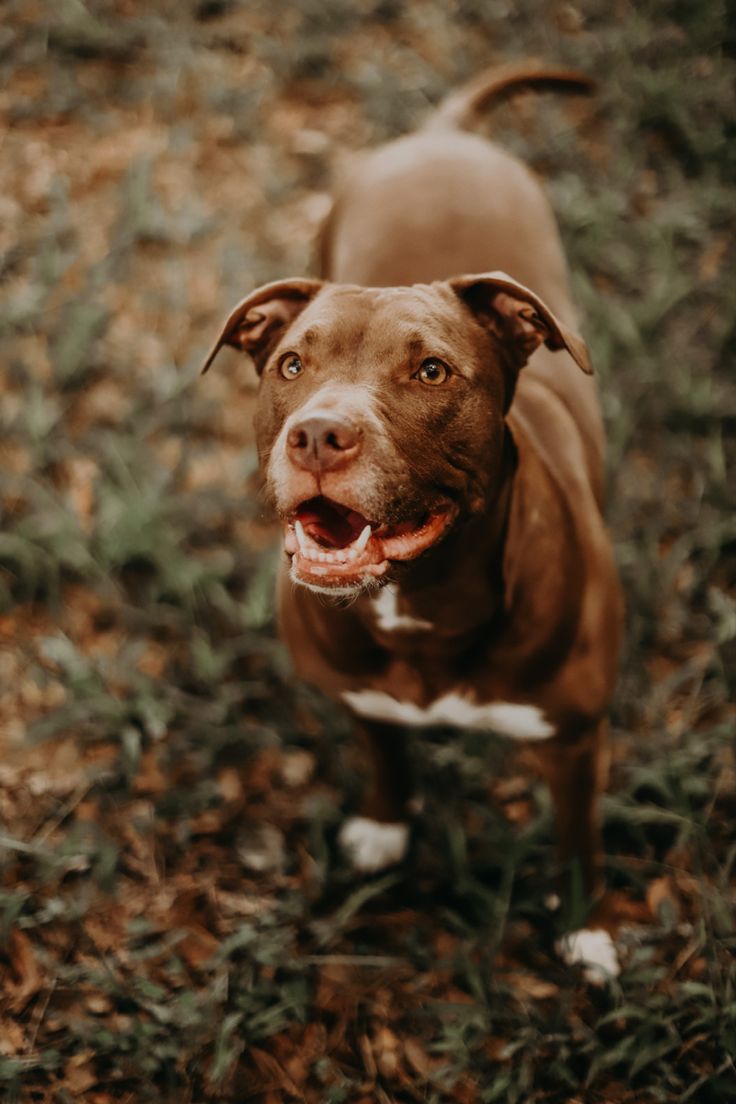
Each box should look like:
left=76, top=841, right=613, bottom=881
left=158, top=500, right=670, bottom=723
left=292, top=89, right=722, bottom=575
left=370, top=585, right=433, bottom=633
left=341, top=689, right=555, bottom=740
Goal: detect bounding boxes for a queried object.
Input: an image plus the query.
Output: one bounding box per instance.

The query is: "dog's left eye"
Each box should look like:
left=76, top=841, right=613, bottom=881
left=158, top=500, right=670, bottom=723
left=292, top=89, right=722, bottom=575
left=416, top=358, right=449, bottom=386
left=279, top=354, right=304, bottom=379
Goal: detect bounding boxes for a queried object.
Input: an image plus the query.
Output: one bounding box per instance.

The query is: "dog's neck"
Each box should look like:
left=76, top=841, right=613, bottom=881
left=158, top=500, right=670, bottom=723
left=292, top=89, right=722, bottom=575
left=358, top=427, right=517, bottom=653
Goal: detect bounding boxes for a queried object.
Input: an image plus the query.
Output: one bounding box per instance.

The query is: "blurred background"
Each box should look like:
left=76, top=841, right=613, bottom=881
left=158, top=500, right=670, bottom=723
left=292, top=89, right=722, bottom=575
left=1, top=1, right=734, bottom=1101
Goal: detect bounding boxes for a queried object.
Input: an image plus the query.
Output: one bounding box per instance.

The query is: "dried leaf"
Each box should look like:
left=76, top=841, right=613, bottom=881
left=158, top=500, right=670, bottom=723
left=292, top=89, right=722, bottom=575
left=3, top=928, right=42, bottom=1013
left=249, top=1046, right=302, bottom=1099
left=64, top=1051, right=97, bottom=1094
left=0, top=1017, right=27, bottom=1056
left=646, top=876, right=680, bottom=923
left=359, top=1033, right=377, bottom=1080
left=372, top=1024, right=400, bottom=1078
left=178, top=925, right=220, bottom=969
left=503, top=972, right=560, bottom=1000
left=403, top=1037, right=434, bottom=1079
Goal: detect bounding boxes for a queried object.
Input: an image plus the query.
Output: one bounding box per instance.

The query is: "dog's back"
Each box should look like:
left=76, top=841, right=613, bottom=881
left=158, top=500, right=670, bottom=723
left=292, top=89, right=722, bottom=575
left=320, top=64, right=605, bottom=501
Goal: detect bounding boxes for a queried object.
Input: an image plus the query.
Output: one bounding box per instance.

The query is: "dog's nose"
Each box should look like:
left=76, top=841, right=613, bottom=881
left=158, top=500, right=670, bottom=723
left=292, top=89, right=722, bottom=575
left=286, top=414, right=362, bottom=472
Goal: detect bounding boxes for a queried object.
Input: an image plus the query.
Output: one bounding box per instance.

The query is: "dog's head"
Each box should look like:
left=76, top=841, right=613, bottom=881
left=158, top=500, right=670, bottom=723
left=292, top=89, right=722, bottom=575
left=203, top=274, right=591, bottom=596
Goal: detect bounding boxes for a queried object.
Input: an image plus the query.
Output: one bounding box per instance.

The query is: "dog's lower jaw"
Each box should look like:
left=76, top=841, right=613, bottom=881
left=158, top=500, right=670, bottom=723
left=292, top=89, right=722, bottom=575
left=288, top=557, right=386, bottom=599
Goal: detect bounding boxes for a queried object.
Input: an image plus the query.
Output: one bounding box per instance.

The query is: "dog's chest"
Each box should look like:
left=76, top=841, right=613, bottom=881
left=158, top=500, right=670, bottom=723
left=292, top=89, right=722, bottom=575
left=341, top=586, right=556, bottom=741
left=341, top=686, right=555, bottom=740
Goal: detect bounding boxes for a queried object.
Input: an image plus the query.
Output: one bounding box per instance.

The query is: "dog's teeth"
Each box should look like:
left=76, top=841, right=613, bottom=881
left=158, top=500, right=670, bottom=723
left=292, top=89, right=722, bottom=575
left=294, top=518, right=373, bottom=568
left=355, top=525, right=372, bottom=552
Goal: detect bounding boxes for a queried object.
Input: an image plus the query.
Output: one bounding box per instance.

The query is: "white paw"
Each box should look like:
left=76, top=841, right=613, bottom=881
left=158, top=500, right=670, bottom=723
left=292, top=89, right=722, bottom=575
left=556, top=927, right=620, bottom=985
left=338, top=816, right=409, bottom=873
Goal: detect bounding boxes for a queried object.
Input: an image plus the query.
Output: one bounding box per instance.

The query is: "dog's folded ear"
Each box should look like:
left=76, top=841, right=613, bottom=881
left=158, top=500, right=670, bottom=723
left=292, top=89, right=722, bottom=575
left=201, top=278, right=325, bottom=374
left=448, top=271, right=592, bottom=376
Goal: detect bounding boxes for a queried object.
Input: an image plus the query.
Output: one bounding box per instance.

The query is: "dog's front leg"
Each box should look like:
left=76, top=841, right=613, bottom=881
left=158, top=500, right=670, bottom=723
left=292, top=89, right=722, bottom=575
left=338, top=717, right=413, bottom=873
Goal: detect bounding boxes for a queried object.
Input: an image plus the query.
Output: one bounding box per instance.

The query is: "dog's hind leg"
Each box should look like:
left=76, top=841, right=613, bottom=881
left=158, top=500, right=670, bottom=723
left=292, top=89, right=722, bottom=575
left=530, top=719, right=620, bottom=981
left=530, top=719, right=610, bottom=902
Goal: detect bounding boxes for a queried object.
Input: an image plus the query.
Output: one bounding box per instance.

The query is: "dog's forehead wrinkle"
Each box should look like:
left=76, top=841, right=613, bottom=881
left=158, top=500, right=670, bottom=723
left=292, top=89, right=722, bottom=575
left=290, top=294, right=373, bottom=357
left=365, top=308, right=465, bottom=369
left=296, top=285, right=472, bottom=371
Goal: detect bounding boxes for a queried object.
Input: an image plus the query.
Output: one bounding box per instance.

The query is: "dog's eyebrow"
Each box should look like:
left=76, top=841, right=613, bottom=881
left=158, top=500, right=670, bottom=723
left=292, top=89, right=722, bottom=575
left=404, top=333, right=462, bottom=368
left=301, top=328, right=319, bottom=345
left=404, top=331, right=451, bottom=354
left=405, top=334, right=427, bottom=356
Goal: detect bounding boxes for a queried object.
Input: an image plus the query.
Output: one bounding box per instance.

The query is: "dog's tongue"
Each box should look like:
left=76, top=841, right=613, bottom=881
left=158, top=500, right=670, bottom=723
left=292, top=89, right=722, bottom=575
left=296, top=497, right=370, bottom=549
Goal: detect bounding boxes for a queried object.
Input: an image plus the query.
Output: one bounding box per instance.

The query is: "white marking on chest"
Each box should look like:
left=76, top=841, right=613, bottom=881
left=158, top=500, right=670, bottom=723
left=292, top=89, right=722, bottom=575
left=370, top=584, right=433, bottom=633
left=341, top=689, right=555, bottom=740
left=338, top=816, right=409, bottom=872
left=557, top=928, right=620, bottom=984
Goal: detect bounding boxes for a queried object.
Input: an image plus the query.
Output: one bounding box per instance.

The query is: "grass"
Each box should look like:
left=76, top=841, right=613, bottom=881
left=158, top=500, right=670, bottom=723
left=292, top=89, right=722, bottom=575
left=0, top=0, right=735, bottom=1100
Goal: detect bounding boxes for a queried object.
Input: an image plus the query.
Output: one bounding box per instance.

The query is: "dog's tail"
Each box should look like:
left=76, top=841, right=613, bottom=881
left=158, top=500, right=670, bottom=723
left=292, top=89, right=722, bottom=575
left=424, top=60, right=595, bottom=132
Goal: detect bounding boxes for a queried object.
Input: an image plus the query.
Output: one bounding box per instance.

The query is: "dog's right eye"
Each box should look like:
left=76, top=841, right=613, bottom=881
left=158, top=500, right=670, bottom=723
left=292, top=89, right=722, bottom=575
left=279, top=354, right=304, bottom=379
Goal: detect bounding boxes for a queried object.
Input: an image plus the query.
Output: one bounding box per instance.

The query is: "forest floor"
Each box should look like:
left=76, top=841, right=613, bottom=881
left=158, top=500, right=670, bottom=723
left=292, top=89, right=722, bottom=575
left=1, top=1, right=735, bottom=1101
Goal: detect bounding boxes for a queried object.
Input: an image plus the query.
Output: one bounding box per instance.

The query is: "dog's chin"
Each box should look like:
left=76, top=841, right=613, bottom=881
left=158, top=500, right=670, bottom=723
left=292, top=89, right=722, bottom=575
left=288, top=560, right=386, bottom=600
left=282, top=494, right=457, bottom=596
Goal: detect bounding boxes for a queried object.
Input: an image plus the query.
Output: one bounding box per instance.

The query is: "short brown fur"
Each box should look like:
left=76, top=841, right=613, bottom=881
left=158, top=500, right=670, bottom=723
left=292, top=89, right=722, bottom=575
left=205, top=64, right=624, bottom=931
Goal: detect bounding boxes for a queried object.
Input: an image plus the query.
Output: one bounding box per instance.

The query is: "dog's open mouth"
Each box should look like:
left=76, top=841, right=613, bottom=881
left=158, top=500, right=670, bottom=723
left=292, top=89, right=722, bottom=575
left=283, top=496, right=456, bottom=588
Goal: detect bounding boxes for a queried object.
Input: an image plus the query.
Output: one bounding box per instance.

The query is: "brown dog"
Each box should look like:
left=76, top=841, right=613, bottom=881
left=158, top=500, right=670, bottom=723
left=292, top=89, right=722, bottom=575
left=204, top=64, right=624, bottom=979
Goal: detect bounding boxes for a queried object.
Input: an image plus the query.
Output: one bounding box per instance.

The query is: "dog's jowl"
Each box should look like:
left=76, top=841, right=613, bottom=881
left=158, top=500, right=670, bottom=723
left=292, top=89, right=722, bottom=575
left=203, top=64, right=624, bottom=981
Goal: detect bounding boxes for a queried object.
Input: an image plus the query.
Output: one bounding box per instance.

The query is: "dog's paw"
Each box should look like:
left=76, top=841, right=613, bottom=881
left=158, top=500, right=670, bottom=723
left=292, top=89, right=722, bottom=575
left=556, top=927, right=620, bottom=985
left=338, top=816, right=409, bottom=873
